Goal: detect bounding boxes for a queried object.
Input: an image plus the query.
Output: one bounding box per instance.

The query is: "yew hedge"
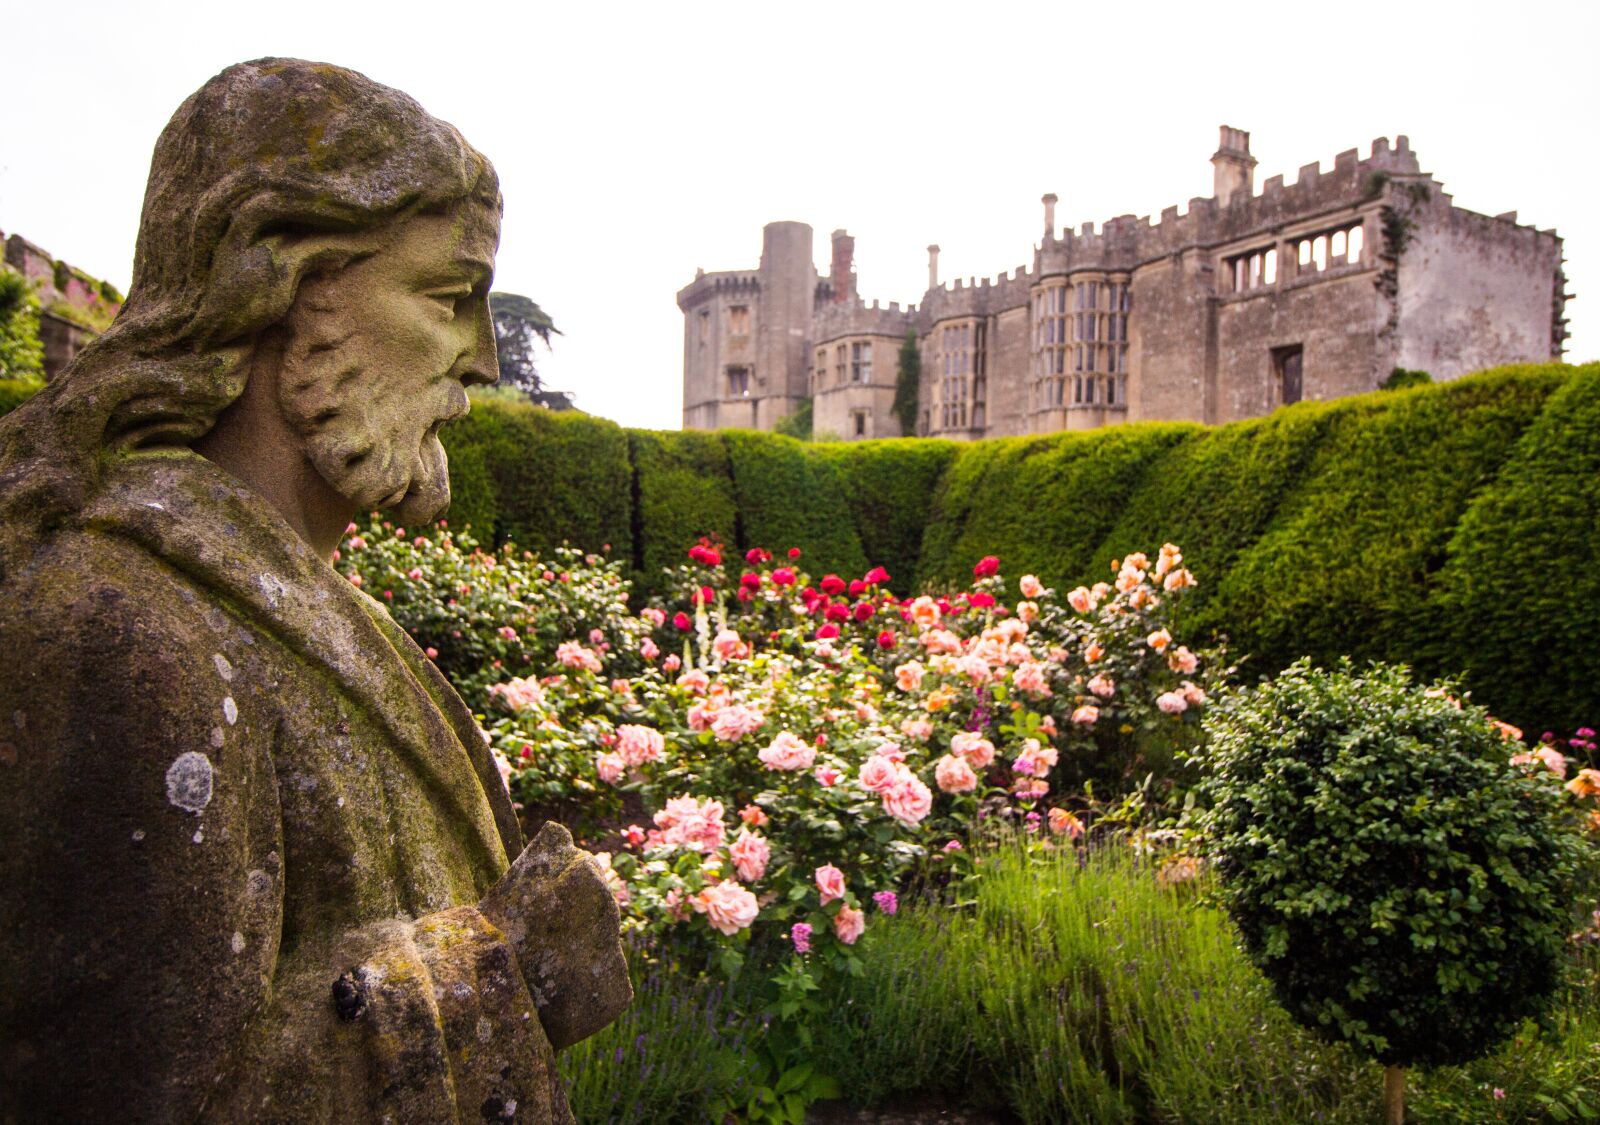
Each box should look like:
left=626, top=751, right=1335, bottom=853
left=2, top=362, right=1594, bottom=727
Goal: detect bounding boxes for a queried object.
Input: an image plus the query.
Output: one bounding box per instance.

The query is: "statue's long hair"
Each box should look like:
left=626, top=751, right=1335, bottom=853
left=0, top=58, right=499, bottom=557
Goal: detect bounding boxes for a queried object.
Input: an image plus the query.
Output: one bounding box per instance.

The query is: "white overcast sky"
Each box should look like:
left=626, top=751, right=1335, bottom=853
left=2, top=0, right=1595, bottom=429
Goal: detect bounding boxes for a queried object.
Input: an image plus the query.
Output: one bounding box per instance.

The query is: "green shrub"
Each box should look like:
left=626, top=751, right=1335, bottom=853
left=917, top=423, right=1196, bottom=591
left=722, top=429, right=868, bottom=580
left=1430, top=362, right=1600, bottom=730
left=1196, top=659, right=1587, bottom=1070
left=629, top=429, right=738, bottom=589
left=812, top=438, right=956, bottom=595
left=1382, top=366, right=1432, bottom=390
left=1210, top=366, right=1563, bottom=676
left=441, top=398, right=632, bottom=556
left=0, top=378, right=41, bottom=416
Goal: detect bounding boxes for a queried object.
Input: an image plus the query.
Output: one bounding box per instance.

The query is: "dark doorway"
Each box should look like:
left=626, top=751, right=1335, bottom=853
left=1272, top=345, right=1303, bottom=406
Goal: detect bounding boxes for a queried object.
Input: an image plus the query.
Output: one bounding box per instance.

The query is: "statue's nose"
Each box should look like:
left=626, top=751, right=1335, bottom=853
left=460, top=299, right=499, bottom=388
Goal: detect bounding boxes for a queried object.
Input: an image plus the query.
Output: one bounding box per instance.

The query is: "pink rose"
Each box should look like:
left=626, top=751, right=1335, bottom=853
left=833, top=903, right=866, bottom=945
left=1012, top=738, right=1059, bottom=779
left=692, top=880, right=759, bottom=935
left=595, top=751, right=625, bottom=784
left=623, top=824, right=646, bottom=847
left=615, top=724, right=664, bottom=767
left=729, top=828, right=771, bottom=882
left=739, top=803, right=769, bottom=827
left=640, top=637, right=661, bottom=660
left=1156, top=691, right=1188, bottom=714
left=814, top=765, right=842, bottom=787
left=712, top=702, right=766, bottom=741
left=882, top=774, right=933, bottom=826
left=1071, top=704, right=1100, bottom=724
left=858, top=755, right=901, bottom=793
left=641, top=607, right=667, bottom=627
left=759, top=730, right=816, bottom=771
left=900, top=718, right=933, bottom=741
left=1019, top=574, right=1044, bottom=598
left=935, top=754, right=978, bottom=794
left=677, top=669, right=710, bottom=693
left=662, top=653, right=682, bottom=672
left=815, top=864, right=846, bottom=905
left=1013, top=661, right=1049, bottom=696
left=652, top=795, right=727, bottom=852
left=1181, top=680, right=1208, bottom=707
left=951, top=732, right=996, bottom=768
left=1087, top=673, right=1116, bottom=698
left=712, top=629, right=746, bottom=662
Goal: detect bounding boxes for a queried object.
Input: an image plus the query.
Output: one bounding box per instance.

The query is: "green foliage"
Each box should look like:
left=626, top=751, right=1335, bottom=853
left=811, top=438, right=956, bottom=595
left=1431, top=363, right=1600, bottom=731
left=0, top=378, right=41, bottom=415
left=772, top=397, right=813, bottom=441
left=628, top=429, right=739, bottom=587
left=488, top=291, right=571, bottom=408
left=1382, top=366, right=1432, bottom=390
left=722, top=430, right=868, bottom=580
left=1196, top=660, right=1588, bottom=1070
left=0, top=266, right=45, bottom=382
left=917, top=423, right=1196, bottom=590
left=892, top=329, right=920, bottom=437
left=439, top=398, right=632, bottom=556
left=1212, top=367, right=1563, bottom=679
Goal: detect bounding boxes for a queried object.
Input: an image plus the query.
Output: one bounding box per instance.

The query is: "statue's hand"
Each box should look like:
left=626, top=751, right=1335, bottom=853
left=478, top=821, right=632, bottom=1049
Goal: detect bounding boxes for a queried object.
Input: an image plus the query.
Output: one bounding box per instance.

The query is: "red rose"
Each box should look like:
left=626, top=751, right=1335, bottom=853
left=847, top=579, right=867, bottom=598
left=771, top=568, right=796, bottom=587
left=745, top=547, right=771, bottom=564
left=693, top=585, right=715, bottom=605
left=876, top=630, right=897, bottom=650
left=973, top=555, right=1001, bottom=578
left=688, top=544, right=722, bottom=567
left=740, top=572, right=762, bottom=589
left=815, top=624, right=841, bottom=639
left=968, top=592, right=996, bottom=609
left=853, top=602, right=875, bottom=622
left=788, top=547, right=802, bottom=559
left=863, top=567, right=890, bottom=585
left=825, top=602, right=850, bottom=623
left=820, top=574, right=846, bottom=596
left=672, top=612, right=692, bottom=631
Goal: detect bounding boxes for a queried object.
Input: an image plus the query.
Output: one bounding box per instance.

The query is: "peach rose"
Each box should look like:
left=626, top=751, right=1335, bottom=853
left=858, top=755, right=901, bottom=793
left=900, top=718, right=934, bottom=741
left=692, top=880, right=759, bottom=935
left=909, top=595, right=942, bottom=629
left=815, top=863, right=846, bottom=905
left=595, top=751, right=625, bottom=784
left=1071, top=704, right=1099, bottom=724
left=1147, top=629, right=1172, bottom=653
left=712, top=702, right=766, bottom=741
left=1019, top=574, right=1044, bottom=598
left=1167, top=646, right=1199, bottom=674
left=1084, top=642, right=1104, bottom=664
left=1067, top=586, right=1094, bottom=614
left=951, top=732, right=996, bottom=769
left=1048, top=807, right=1085, bottom=839
left=833, top=903, right=866, bottom=945
left=895, top=660, right=926, bottom=692
left=677, top=669, right=710, bottom=693
left=935, top=754, right=978, bottom=794
left=1087, top=673, right=1116, bottom=698
left=1156, top=690, right=1188, bottom=714
left=1013, top=661, right=1049, bottom=696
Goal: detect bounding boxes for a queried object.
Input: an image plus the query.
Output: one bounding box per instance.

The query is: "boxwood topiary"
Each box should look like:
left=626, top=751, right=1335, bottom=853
left=1196, top=659, right=1586, bottom=1072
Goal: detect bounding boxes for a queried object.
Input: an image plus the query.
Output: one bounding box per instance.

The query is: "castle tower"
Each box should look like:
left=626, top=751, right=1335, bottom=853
left=1212, top=126, right=1257, bottom=208
left=829, top=229, right=856, bottom=304
left=755, top=221, right=816, bottom=424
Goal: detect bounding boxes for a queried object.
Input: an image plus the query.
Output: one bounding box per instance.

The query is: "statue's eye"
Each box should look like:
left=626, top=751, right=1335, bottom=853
left=429, top=288, right=473, bottom=315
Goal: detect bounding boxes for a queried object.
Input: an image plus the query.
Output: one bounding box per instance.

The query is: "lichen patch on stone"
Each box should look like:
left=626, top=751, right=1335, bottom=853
left=231, top=931, right=246, bottom=954
left=165, top=751, right=215, bottom=814
left=213, top=653, right=234, bottom=681
left=222, top=697, right=238, bottom=725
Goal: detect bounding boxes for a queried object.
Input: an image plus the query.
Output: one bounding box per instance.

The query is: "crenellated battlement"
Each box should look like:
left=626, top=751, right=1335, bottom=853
left=812, top=296, right=917, bottom=344
left=676, top=268, right=761, bottom=310
left=917, top=263, right=1034, bottom=325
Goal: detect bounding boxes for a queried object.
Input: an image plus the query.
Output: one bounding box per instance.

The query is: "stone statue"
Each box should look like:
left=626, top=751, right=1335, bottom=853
left=0, top=59, right=630, bottom=1123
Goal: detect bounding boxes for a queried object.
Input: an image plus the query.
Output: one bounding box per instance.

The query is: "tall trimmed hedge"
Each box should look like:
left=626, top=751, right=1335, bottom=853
left=2, top=363, right=1596, bottom=726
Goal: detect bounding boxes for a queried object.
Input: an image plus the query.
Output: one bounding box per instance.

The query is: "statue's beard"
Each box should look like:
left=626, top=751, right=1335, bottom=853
left=278, top=345, right=463, bottom=526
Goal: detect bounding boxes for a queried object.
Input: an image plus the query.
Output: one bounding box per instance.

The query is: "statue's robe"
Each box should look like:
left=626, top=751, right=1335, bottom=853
left=0, top=451, right=612, bottom=1123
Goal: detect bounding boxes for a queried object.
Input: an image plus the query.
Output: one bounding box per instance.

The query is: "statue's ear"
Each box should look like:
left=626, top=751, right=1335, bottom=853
left=191, top=212, right=383, bottom=349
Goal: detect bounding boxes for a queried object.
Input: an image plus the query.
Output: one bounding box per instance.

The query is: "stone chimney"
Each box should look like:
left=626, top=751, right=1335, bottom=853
left=1211, top=125, right=1257, bottom=208
left=829, top=229, right=856, bottom=304
left=927, top=244, right=940, bottom=290
left=1041, top=193, right=1058, bottom=236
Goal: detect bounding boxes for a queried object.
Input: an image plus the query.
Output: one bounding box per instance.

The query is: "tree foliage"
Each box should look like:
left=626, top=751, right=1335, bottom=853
left=0, top=265, right=45, bottom=383
left=773, top=397, right=813, bottom=441
left=489, top=291, right=573, bottom=409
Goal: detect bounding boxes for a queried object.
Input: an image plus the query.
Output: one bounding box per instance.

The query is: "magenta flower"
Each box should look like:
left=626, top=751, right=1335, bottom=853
left=873, top=891, right=898, bottom=915
left=791, top=922, right=813, bottom=954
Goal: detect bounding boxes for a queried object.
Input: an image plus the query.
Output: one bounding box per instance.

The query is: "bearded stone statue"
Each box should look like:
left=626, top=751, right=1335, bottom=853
left=0, top=59, right=629, bottom=1123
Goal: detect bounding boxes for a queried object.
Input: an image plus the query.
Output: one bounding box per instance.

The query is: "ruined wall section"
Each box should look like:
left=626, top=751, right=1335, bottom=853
left=3, top=230, right=124, bottom=379
left=1392, top=192, right=1565, bottom=379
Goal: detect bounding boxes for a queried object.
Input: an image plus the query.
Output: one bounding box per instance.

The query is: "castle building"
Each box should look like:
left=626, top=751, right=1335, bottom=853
left=678, top=128, right=1569, bottom=439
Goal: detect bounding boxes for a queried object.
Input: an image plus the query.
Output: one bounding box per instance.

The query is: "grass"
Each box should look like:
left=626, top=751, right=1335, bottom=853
left=561, top=845, right=1600, bottom=1123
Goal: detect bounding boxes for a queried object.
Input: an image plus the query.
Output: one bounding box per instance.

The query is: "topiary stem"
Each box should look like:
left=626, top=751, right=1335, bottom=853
left=1383, top=1065, right=1405, bottom=1125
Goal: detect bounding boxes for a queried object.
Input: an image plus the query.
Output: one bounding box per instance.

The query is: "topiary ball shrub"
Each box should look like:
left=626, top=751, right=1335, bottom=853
left=1196, top=659, right=1586, bottom=1069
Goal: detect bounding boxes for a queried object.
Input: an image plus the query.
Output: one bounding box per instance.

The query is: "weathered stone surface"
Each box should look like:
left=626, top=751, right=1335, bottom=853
left=0, top=58, right=628, bottom=1123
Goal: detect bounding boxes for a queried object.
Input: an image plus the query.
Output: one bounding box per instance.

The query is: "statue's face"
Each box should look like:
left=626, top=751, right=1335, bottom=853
left=277, top=208, right=500, bottom=524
